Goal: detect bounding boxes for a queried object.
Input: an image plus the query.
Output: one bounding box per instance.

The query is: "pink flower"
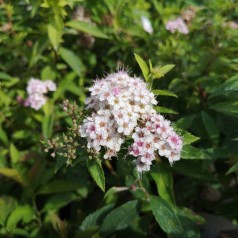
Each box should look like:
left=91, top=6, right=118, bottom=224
left=165, top=18, right=189, bottom=34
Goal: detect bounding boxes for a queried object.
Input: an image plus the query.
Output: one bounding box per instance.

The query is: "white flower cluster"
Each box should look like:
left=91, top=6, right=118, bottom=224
left=25, top=78, right=56, bottom=110
left=165, top=18, right=189, bottom=34
left=79, top=71, right=182, bottom=172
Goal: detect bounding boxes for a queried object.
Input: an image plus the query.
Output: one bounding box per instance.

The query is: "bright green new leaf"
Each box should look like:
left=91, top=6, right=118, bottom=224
left=48, top=17, right=63, bottom=51
left=181, top=131, right=200, bottom=145
left=152, top=64, right=175, bottom=79
left=134, top=53, right=149, bottom=81
left=150, top=196, right=184, bottom=236
left=100, top=200, right=138, bottom=236
left=152, top=89, right=178, bottom=98
left=150, top=163, right=175, bottom=206
left=6, top=205, right=34, bottom=231
left=66, top=20, right=109, bottom=39
left=60, top=47, right=84, bottom=76
left=0, top=196, right=17, bottom=226
left=10, top=143, right=20, bottom=164
left=87, top=159, right=105, bottom=192
left=155, top=106, right=178, bottom=114
left=0, top=168, right=27, bottom=186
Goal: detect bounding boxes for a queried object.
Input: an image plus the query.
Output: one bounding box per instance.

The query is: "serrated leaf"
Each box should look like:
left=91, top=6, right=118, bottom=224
left=60, top=47, right=84, bottom=76
left=150, top=162, right=175, bottom=206
left=150, top=196, right=184, bottom=235
left=209, top=74, right=238, bottom=98
left=152, top=89, right=178, bottom=98
left=201, top=111, right=219, bottom=143
left=66, top=20, right=109, bottom=39
left=80, top=203, right=115, bottom=231
left=100, top=200, right=138, bottom=236
left=210, top=101, right=238, bottom=118
left=155, top=106, right=178, bottom=114
left=87, top=159, right=105, bottom=192
left=134, top=53, right=149, bottom=81
left=152, top=64, right=175, bottom=79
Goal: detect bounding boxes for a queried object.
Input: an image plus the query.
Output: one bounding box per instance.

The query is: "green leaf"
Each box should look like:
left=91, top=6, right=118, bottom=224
left=104, top=186, right=128, bottom=200
left=150, top=162, right=175, bottom=206
left=87, top=159, right=105, bottom=192
left=0, top=124, right=9, bottom=146
left=152, top=64, right=175, bottom=79
left=59, top=47, right=84, bottom=76
left=0, top=168, right=27, bottom=186
left=134, top=53, right=149, bottom=81
left=209, top=74, right=238, bottom=98
left=10, top=143, right=20, bottom=164
left=42, top=193, right=78, bottom=212
left=155, top=106, right=178, bottom=114
left=226, top=162, right=238, bottom=174
left=181, top=145, right=206, bottom=159
left=100, top=200, right=138, bottom=236
left=6, top=205, right=34, bottom=231
left=80, top=203, right=115, bottom=231
left=48, top=17, right=63, bottom=51
left=152, top=89, right=178, bottom=98
left=210, top=101, right=238, bottom=118
left=150, top=196, right=184, bottom=235
left=201, top=111, right=219, bottom=143
left=181, top=131, right=200, bottom=145
left=66, top=20, right=109, bottom=39
left=0, top=196, right=17, bottom=226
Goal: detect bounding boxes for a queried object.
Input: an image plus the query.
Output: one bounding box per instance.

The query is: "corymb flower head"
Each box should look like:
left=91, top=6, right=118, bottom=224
left=79, top=71, right=183, bottom=173
left=23, top=78, right=56, bottom=110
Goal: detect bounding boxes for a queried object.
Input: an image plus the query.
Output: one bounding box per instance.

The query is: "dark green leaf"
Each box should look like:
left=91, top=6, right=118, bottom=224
left=201, top=111, right=219, bottom=143
left=150, top=196, right=184, bottom=235
left=80, top=203, right=115, bottom=231
left=100, top=200, right=138, bottom=236
left=87, top=159, right=105, bottom=192
left=150, top=162, right=175, bottom=206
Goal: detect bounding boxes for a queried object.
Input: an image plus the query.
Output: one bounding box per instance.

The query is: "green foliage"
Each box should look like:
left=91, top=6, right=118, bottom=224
left=1, top=0, right=238, bottom=237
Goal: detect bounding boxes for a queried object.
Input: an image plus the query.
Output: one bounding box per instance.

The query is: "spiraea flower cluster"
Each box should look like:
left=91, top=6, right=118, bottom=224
left=165, top=18, right=189, bottom=34
left=79, top=71, right=183, bottom=173
left=24, top=78, right=56, bottom=110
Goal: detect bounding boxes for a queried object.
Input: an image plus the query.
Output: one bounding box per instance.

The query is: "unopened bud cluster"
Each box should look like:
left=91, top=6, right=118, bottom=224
left=45, top=100, right=83, bottom=165
left=79, top=71, right=183, bottom=173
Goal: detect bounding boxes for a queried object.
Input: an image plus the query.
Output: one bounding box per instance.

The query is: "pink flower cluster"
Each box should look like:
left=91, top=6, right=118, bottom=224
left=24, top=78, right=56, bottom=110
left=130, top=114, right=182, bottom=172
left=165, top=18, right=189, bottom=34
left=79, top=71, right=182, bottom=172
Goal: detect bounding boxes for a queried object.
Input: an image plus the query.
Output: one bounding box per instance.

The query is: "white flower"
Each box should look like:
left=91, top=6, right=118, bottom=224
left=141, top=16, right=153, bottom=34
